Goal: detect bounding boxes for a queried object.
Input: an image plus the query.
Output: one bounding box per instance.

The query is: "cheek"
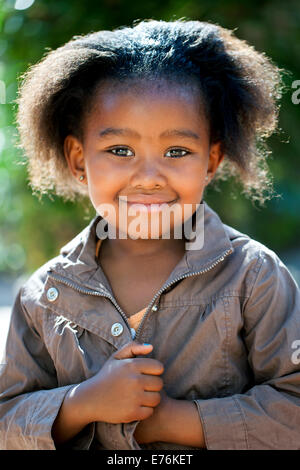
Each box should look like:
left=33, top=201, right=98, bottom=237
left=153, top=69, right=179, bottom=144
left=175, top=165, right=206, bottom=203
left=86, top=158, right=122, bottom=199
left=84, top=159, right=125, bottom=225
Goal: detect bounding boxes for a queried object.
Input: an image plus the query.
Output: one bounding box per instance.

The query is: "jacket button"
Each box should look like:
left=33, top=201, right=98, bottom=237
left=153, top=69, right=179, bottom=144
left=111, top=322, right=124, bottom=337
left=46, top=287, right=59, bottom=302
left=151, top=305, right=158, bottom=312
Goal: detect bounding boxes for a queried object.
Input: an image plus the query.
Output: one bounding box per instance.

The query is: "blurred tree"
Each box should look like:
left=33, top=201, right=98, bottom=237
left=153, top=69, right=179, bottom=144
left=0, top=0, right=299, bottom=278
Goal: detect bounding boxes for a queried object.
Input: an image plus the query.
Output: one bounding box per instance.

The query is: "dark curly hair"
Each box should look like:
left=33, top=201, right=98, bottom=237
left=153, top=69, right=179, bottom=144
left=14, top=18, right=285, bottom=204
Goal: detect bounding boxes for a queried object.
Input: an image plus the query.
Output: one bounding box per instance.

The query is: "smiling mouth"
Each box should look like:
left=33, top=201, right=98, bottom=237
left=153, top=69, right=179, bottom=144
left=118, top=195, right=177, bottom=204
left=118, top=198, right=178, bottom=212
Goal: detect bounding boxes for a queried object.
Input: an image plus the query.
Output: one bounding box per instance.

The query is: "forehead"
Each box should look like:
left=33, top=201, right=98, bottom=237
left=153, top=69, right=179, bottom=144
left=95, top=77, right=201, bottom=104
left=85, top=77, right=207, bottom=130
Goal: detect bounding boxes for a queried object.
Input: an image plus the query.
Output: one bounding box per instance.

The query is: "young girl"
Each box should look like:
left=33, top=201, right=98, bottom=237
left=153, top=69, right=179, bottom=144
left=1, top=18, right=300, bottom=450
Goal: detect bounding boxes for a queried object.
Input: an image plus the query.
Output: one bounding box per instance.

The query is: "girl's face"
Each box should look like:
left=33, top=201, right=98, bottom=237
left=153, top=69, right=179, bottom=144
left=64, top=79, right=224, bottom=240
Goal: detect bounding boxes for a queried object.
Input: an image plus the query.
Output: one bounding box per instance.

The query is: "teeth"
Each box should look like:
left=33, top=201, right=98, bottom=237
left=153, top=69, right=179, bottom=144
left=118, top=196, right=173, bottom=205
left=118, top=197, right=161, bottom=204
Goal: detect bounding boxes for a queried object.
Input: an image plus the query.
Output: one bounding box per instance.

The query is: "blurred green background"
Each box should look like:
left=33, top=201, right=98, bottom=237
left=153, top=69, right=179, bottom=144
left=0, top=0, right=299, bottom=288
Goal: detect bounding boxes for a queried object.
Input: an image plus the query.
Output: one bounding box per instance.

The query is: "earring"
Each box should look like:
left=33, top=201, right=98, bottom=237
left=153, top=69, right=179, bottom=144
left=79, top=174, right=85, bottom=181
left=205, top=176, right=209, bottom=181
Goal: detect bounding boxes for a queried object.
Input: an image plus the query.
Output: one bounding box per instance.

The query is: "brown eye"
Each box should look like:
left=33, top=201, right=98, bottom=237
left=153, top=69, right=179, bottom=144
left=109, top=147, right=134, bottom=157
left=165, top=148, right=191, bottom=158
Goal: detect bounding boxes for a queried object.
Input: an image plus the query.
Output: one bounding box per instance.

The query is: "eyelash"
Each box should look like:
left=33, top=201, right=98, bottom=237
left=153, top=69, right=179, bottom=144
left=106, top=146, right=192, bottom=159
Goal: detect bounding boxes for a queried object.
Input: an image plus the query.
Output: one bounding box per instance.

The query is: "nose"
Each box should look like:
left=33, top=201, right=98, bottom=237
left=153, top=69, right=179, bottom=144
left=129, top=157, right=167, bottom=190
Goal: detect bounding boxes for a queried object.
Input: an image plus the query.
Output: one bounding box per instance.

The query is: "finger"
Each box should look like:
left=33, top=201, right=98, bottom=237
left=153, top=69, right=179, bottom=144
left=114, top=341, right=153, bottom=360
left=141, top=391, right=161, bottom=408
left=136, top=406, right=154, bottom=421
left=142, top=374, right=164, bottom=392
left=134, top=358, right=164, bottom=376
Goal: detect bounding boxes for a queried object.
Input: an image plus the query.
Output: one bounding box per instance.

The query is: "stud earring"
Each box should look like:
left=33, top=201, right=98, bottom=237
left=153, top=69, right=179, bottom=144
left=79, top=174, right=85, bottom=181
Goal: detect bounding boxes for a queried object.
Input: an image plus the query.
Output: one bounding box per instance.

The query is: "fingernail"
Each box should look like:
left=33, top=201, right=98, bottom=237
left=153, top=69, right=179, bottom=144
left=143, top=343, right=152, bottom=346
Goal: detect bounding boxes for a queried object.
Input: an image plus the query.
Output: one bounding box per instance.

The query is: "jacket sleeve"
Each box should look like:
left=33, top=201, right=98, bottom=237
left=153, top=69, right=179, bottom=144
left=193, top=249, right=300, bottom=450
left=0, top=286, right=95, bottom=450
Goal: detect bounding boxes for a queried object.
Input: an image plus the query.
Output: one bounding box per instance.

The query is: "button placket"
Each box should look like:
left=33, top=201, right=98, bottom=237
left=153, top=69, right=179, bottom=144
left=135, top=302, right=159, bottom=344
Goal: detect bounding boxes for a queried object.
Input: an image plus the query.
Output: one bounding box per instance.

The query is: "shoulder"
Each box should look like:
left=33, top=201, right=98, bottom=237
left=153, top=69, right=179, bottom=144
left=225, top=222, right=299, bottom=302
left=203, top=202, right=284, bottom=277
left=218, top=224, right=300, bottom=337
left=223, top=221, right=286, bottom=273
left=220, top=222, right=300, bottom=307
left=18, top=217, right=97, bottom=320
left=18, top=254, right=64, bottom=323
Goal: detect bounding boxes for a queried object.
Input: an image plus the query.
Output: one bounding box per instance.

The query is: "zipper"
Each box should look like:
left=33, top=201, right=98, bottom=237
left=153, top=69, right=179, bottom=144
left=134, top=247, right=233, bottom=340
left=47, top=247, right=233, bottom=342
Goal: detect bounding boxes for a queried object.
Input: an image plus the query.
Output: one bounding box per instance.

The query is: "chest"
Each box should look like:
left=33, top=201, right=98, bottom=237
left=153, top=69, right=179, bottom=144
left=42, top=275, right=250, bottom=399
left=100, top=256, right=181, bottom=317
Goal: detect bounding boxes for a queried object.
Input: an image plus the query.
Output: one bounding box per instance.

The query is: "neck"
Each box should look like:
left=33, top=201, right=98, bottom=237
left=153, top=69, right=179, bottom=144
left=100, top=235, right=186, bottom=259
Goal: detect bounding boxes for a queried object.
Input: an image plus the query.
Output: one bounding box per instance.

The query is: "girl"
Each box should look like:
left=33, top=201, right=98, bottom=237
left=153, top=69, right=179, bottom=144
left=0, top=18, right=300, bottom=450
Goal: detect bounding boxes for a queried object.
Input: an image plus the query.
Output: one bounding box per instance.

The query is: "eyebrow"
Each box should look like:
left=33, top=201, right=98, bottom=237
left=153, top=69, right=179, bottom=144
left=98, top=127, right=201, bottom=141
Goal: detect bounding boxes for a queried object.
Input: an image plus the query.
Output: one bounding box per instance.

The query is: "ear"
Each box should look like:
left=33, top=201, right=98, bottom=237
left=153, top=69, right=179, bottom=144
left=207, top=142, right=224, bottom=178
left=64, top=135, right=86, bottom=182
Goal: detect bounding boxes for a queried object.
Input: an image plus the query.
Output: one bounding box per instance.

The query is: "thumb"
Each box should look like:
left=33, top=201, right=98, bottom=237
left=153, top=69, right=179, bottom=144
left=113, top=341, right=153, bottom=360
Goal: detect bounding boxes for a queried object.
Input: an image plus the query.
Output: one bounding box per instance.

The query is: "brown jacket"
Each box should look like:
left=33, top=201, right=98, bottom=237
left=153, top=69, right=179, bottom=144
left=0, top=201, right=300, bottom=450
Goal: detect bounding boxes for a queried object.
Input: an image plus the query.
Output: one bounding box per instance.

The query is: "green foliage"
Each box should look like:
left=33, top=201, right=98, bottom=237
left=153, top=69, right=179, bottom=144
left=0, top=0, right=299, bottom=277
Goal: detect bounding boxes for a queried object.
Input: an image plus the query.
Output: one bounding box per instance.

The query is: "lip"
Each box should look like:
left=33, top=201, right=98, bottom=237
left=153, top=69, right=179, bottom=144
left=119, top=195, right=176, bottom=204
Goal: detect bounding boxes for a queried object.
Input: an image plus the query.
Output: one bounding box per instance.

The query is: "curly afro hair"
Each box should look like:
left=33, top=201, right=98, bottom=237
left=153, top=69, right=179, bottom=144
left=14, top=18, right=285, bottom=204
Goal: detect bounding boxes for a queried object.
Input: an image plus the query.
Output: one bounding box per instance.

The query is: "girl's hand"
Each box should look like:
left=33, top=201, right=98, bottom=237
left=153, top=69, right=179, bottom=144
left=133, top=388, right=173, bottom=444
left=72, top=341, right=164, bottom=425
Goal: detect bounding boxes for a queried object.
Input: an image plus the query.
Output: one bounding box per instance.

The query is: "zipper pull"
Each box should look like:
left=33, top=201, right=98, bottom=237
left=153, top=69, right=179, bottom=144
left=130, top=328, right=136, bottom=339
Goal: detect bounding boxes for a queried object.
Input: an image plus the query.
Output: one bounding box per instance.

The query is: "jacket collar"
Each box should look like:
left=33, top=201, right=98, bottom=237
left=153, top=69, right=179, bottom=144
left=49, top=200, right=234, bottom=294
